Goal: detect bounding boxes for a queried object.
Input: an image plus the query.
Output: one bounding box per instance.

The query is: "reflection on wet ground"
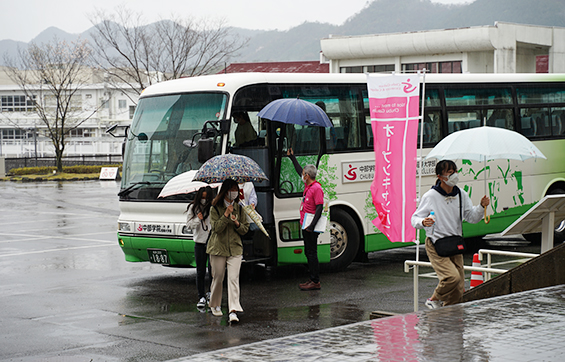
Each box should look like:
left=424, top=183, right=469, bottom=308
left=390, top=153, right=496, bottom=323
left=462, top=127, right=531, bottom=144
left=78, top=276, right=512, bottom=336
left=181, top=285, right=565, bottom=362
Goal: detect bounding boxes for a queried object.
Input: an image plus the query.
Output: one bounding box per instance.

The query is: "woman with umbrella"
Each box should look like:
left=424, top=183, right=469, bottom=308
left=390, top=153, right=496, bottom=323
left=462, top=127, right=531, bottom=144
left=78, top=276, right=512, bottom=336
left=411, top=160, right=489, bottom=309
left=185, top=186, right=215, bottom=309
left=207, top=178, right=249, bottom=323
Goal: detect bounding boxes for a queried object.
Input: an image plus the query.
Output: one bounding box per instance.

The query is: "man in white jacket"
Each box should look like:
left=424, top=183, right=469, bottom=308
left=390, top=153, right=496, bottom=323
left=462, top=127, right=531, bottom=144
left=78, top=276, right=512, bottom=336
left=411, top=160, right=489, bottom=309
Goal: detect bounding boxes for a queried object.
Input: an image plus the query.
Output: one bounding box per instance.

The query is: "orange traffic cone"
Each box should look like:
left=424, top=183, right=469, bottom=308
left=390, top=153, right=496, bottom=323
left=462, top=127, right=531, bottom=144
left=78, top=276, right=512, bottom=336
left=470, top=253, right=483, bottom=289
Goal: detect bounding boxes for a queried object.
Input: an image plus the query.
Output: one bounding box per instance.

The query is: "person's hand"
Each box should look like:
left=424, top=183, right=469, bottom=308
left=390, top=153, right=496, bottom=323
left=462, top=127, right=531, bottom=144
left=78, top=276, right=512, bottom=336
left=422, top=217, right=435, bottom=227
left=287, top=148, right=293, bottom=156
left=251, top=203, right=255, bottom=210
left=224, top=204, right=234, bottom=218
left=197, top=212, right=204, bottom=220
left=481, top=196, right=490, bottom=208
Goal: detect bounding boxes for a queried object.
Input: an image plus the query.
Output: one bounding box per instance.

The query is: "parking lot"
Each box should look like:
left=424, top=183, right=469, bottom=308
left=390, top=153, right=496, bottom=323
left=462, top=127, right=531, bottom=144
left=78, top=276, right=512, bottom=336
left=0, top=180, right=540, bottom=361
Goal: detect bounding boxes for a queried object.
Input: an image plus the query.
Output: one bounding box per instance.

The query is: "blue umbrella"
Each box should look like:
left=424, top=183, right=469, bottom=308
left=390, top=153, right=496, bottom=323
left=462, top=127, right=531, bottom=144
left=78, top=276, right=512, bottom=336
left=257, top=98, right=333, bottom=127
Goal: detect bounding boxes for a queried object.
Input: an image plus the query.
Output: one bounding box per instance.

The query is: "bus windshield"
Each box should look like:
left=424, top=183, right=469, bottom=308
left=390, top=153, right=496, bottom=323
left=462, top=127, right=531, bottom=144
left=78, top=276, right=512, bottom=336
left=121, top=92, right=227, bottom=199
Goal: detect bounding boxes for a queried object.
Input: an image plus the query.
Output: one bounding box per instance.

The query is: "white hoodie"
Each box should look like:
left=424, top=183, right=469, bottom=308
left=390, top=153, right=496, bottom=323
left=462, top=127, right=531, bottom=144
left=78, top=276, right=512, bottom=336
left=186, top=204, right=211, bottom=244
left=411, top=186, right=484, bottom=243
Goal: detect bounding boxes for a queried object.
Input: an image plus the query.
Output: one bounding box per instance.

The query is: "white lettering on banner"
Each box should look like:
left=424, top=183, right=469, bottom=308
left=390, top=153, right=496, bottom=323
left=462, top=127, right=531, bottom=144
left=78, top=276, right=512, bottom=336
left=342, top=159, right=435, bottom=183
left=135, top=223, right=174, bottom=235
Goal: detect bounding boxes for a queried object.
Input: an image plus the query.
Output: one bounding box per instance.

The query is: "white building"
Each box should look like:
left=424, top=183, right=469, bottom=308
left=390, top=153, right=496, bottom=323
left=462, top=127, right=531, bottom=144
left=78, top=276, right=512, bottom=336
left=320, top=22, right=565, bottom=74
left=0, top=67, right=138, bottom=158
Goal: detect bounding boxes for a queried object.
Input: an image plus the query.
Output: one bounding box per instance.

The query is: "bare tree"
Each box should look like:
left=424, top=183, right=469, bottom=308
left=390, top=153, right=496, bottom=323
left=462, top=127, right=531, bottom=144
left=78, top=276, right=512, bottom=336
left=89, top=7, right=247, bottom=100
left=2, top=37, right=97, bottom=172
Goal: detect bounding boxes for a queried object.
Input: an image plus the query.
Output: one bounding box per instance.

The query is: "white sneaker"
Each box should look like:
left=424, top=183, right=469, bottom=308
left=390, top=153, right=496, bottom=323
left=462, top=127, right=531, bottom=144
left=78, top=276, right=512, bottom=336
left=211, top=306, right=223, bottom=316
left=425, top=298, right=443, bottom=310
left=229, top=312, right=239, bottom=323
left=197, top=297, right=206, bottom=308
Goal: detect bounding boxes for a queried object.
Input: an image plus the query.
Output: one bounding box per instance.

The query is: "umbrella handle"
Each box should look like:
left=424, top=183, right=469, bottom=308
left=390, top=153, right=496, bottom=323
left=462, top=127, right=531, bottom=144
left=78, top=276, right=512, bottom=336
left=484, top=207, right=490, bottom=224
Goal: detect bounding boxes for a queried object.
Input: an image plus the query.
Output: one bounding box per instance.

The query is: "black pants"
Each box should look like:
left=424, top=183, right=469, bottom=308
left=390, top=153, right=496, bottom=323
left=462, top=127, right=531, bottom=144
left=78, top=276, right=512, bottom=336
left=303, top=230, right=320, bottom=283
left=194, top=242, right=210, bottom=298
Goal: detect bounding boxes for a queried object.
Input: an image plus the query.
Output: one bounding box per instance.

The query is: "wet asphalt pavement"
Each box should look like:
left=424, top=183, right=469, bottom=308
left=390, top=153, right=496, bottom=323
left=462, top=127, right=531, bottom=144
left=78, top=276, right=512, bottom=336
left=0, top=181, right=541, bottom=362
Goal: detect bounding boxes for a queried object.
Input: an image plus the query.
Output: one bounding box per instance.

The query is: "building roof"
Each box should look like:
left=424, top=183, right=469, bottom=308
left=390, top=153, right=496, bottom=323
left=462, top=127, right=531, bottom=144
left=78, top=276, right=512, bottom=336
left=218, top=61, right=329, bottom=74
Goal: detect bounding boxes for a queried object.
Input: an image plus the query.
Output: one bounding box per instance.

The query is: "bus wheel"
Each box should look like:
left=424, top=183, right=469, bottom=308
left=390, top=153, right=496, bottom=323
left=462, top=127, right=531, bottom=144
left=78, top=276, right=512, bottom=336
left=327, top=208, right=360, bottom=271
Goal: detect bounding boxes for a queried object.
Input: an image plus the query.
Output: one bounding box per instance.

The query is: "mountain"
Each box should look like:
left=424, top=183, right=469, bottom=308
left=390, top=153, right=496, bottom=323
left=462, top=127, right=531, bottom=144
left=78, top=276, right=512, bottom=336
left=2, top=0, right=564, bottom=65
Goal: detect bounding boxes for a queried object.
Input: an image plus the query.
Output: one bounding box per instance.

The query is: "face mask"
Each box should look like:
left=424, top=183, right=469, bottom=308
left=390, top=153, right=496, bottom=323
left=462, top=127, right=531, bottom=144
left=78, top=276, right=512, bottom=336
left=302, top=175, right=308, bottom=183
left=228, top=191, right=239, bottom=201
left=200, top=199, right=207, bottom=205
left=444, top=172, right=459, bottom=187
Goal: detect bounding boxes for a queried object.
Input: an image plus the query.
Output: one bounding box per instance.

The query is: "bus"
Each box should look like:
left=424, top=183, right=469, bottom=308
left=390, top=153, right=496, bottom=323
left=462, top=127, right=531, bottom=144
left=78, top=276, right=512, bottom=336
left=115, top=72, right=565, bottom=271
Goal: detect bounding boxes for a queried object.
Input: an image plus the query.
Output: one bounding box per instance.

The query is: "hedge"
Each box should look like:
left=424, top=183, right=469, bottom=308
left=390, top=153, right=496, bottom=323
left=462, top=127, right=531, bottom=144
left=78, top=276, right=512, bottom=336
left=10, top=164, right=123, bottom=176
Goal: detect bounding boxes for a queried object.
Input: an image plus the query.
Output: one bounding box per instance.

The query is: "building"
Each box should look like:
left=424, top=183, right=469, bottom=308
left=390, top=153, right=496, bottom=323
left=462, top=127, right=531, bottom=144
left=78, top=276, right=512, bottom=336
left=219, top=61, right=329, bottom=74
left=320, top=22, right=565, bottom=74
left=0, top=66, right=137, bottom=158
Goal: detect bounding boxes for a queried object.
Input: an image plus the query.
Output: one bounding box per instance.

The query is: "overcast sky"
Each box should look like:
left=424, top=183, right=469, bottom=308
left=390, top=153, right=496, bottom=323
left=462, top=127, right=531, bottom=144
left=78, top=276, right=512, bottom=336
left=0, top=0, right=473, bottom=42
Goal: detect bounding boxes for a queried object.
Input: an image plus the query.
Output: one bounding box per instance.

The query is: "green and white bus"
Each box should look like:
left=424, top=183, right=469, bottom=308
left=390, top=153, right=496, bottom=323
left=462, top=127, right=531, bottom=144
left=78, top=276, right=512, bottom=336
left=116, top=73, right=565, bottom=271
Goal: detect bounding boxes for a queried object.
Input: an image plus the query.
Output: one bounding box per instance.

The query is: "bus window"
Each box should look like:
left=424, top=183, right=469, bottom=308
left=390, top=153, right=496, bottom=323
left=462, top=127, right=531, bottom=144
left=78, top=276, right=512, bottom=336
left=418, top=111, right=442, bottom=143
left=551, top=107, right=565, bottom=136
left=447, top=110, right=483, bottom=133
left=517, top=87, right=565, bottom=104
left=445, top=88, right=512, bottom=106
left=486, top=108, right=514, bottom=130
left=519, top=108, right=551, bottom=137
left=274, top=123, right=319, bottom=196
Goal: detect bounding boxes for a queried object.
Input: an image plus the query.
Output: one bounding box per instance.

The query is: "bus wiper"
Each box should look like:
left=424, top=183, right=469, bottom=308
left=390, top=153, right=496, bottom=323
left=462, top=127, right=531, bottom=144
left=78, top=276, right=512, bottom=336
left=118, top=182, right=152, bottom=197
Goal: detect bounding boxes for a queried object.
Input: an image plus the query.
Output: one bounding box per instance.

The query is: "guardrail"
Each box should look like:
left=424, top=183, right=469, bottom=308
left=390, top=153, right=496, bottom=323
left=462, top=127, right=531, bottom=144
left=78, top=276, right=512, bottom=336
left=404, top=249, right=539, bottom=312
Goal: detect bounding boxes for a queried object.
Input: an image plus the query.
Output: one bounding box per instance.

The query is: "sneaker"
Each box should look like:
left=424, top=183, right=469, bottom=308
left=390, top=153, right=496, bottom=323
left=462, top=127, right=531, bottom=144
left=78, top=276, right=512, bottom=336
left=299, top=280, right=321, bottom=291
left=425, top=298, right=443, bottom=310
left=206, top=292, right=211, bottom=305
left=229, top=312, right=239, bottom=323
left=197, top=297, right=206, bottom=308
left=211, top=306, right=223, bottom=316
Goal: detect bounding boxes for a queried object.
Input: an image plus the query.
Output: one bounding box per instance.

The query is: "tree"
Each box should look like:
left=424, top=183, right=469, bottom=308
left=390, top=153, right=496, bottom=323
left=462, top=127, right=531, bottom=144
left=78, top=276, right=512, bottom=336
left=2, top=37, right=96, bottom=172
left=88, top=7, right=248, bottom=99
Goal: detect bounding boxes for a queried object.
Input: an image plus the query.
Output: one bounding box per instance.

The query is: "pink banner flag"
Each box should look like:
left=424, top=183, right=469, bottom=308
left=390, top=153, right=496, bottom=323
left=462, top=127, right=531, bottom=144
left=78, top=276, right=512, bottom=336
left=367, top=74, right=419, bottom=242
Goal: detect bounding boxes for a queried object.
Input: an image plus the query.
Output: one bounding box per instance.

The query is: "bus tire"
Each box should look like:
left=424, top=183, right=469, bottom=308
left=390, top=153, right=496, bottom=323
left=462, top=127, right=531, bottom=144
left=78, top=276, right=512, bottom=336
left=327, top=208, right=360, bottom=272
left=524, top=187, right=565, bottom=245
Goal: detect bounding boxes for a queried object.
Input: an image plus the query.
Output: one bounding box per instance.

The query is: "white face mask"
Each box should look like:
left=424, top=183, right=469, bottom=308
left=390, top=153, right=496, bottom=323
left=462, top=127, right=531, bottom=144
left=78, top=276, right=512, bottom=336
left=228, top=191, right=239, bottom=201
left=444, top=172, right=459, bottom=187
left=302, top=175, right=308, bottom=183
left=200, top=199, right=207, bottom=205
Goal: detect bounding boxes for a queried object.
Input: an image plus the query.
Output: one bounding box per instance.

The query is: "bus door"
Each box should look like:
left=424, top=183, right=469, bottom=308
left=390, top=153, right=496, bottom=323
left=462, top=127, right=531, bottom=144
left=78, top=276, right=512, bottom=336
left=271, top=122, right=331, bottom=265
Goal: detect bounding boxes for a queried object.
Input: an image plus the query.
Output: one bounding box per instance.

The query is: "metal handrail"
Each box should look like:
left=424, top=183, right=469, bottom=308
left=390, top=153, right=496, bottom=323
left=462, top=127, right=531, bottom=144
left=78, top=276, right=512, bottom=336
left=478, top=249, right=538, bottom=281
left=403, top=248, right=534, bottom=312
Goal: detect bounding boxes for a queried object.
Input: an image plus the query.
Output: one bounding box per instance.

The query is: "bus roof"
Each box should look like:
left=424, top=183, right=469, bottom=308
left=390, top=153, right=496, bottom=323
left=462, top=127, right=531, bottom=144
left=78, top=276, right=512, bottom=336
left=140, top=72, right=565, bottom=98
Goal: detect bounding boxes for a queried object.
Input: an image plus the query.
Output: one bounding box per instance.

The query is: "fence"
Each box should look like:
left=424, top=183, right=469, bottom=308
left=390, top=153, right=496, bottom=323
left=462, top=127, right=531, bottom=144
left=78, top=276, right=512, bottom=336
left=4, top=154, right=123, bottom=172
left=403, top=248, right=538, bottom=312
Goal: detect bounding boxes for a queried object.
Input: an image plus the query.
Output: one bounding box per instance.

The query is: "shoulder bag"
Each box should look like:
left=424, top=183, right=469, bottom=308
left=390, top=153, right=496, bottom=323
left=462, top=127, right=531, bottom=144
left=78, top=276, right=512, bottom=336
left=433, top=191, right=467, bottom=257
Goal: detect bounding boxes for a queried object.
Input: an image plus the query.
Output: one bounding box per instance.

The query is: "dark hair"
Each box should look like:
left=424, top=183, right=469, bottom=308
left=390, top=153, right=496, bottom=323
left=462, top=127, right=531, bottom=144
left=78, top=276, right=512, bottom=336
left=435, top=160, right=457, bottom=176
left=187, top=186, right=214, bottom=221
left=212, top=178, right=239, bottom=206
left=233, top=111, right=250, bottom=123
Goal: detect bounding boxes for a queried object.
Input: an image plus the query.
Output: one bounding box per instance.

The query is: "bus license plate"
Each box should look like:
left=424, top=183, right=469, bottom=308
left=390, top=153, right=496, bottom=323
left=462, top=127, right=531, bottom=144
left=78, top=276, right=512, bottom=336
left=148, top=249, right=169, bottom=264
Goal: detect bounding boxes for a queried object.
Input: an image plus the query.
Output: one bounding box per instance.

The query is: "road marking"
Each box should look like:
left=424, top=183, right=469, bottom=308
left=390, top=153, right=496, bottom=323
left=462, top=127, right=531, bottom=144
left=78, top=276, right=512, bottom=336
left=0, top=243, right=115, bottom=258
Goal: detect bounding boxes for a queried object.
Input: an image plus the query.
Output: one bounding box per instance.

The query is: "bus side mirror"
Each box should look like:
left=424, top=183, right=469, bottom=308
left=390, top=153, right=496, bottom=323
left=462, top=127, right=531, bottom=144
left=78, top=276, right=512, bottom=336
left=198, top=138, right=214, bottom=163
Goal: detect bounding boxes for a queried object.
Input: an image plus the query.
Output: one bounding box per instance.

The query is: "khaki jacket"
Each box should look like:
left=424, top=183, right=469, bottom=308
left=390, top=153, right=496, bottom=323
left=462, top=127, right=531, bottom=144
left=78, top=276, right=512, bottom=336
left=206, top=201, right=249, bottom=257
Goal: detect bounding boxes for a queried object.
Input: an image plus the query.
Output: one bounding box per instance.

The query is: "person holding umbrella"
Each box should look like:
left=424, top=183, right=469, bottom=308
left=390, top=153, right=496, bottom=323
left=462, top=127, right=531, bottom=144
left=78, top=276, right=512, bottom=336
left=185, top=186, right=215, bottom=309
left=411, top=160, right=489, bottom=309
left=207, top=178, right=249, bottom=323
left=287, top=148, right=324, bottom=291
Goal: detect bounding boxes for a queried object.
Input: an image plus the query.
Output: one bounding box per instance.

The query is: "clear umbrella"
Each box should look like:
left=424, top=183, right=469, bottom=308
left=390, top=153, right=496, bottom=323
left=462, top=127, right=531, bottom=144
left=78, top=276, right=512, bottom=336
left=425, top=126, right=547, bottom=223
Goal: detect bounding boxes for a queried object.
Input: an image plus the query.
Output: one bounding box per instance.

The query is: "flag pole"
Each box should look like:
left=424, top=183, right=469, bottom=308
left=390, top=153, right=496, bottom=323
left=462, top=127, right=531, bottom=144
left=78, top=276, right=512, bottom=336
left=414, top=69, right=426, bottom=312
